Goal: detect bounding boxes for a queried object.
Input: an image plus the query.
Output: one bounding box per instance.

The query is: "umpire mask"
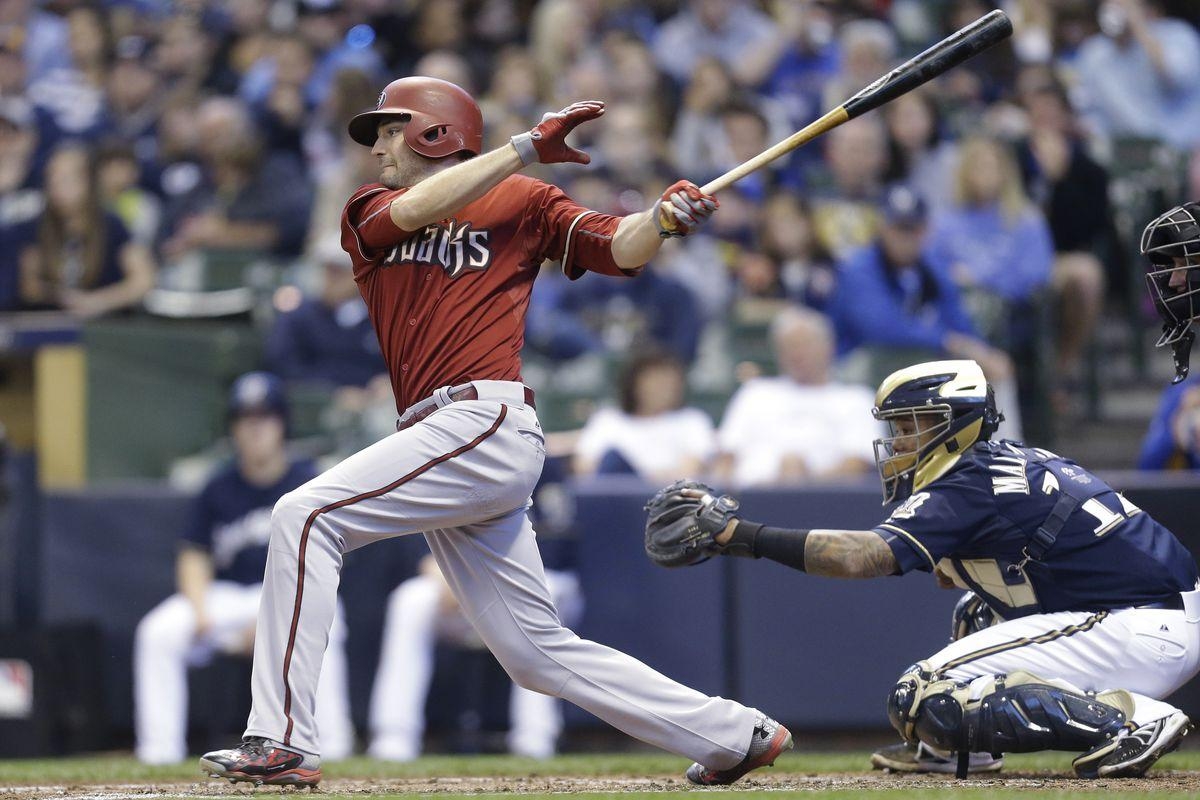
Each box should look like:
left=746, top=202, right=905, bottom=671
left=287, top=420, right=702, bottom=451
left=1141, top=202, right=1200, bottom=383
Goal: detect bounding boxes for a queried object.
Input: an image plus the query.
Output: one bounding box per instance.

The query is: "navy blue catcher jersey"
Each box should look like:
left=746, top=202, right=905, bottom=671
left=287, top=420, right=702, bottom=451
left=875, top=440, right=1199, bottom=619
left=181, top=460, right=319, bottom=584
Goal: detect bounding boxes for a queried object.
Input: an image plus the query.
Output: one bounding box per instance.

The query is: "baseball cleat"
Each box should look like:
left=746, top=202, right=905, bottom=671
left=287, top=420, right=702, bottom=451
left=200, top=736, right=322, bottom=787
left=684, top=715, right=793, bottom=785
left=1073, top=711, right=1191, bottom=778
left=871, top=741, right=1003, bottom=774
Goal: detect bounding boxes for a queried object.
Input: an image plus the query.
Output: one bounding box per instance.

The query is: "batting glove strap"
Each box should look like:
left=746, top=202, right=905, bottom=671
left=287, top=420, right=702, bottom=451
left=510, top=131, right=539, bottom=166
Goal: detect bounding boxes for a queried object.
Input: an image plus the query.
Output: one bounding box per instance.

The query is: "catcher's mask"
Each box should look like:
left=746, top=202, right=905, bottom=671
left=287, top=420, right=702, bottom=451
left=1141, top=201, right=1200, bottom=383
left=872, top=360, right=1002, bottom=505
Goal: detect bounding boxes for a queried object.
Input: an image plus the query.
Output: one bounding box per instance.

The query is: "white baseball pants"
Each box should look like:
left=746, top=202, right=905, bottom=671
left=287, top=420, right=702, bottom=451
left=923, top=586, right=1200, bottom=726
left=245, top=381, right=757, bottom=767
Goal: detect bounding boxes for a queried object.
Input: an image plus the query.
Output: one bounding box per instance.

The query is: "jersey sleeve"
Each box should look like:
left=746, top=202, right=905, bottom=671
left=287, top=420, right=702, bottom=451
left=341, top=184, right=416, bottom=276
left=872, top=470, right=996, bottom=574
left=527, top=179, right=639, bottom=280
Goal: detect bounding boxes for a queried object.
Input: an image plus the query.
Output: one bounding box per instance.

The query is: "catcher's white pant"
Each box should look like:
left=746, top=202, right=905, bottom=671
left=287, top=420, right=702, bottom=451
left=368, top=567, right=583, bottom=760
left=245, top=381, right=758, bottom=766
left=920, top=585, right=1200, bottom=729
left=133, top=581, right=353, bottom=764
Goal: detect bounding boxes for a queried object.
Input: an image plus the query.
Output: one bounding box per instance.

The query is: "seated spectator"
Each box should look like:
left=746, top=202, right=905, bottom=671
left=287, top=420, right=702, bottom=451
left=18, top=142, right=155, bottom=316
left=370, top=458, right=581, bottom=761
left=1076, top=0, right=1200, bottom=149
left=1017, top=78, right=1109, bottom=402
left=756, top=190, right=836, bottom=310
left=828, top=185, right=1021, bottom=436
left=820, top=19, right=897, bottom=113
left=573, top=351, right=716, bottom=481
left=669, top=58, right=737, bottom=180
left=96, top=140, right=161, bottom=246
left=0, top=97, right=42, bottom=312
left=537, top=255, right=705, bottom=365
left=264, top=234, right=385, bottom=389
left=882, top=88, right=958, bottom=216
left=159, top=97, right=313, bottom=263
left=652, top=0, right=776, bottom=86
left=105, top=35, right=162, bottom=158
left=134, top=373, right=353, bottom=764
left=809, top=117, right=889, bottom=259
left=713, top=307, right=878, bottom=487
left=926, top=135, right=1054, bottom=349
left=1138, top=377, right=1200, bottom=470
left=525, top=261, right=606, bottom=363
left=26, top=4, right=112, bottom=145
left=756, top=0, right=840, bottom=131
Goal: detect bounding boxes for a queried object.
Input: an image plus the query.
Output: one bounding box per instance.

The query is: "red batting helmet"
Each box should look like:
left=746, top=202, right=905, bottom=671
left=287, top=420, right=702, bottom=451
left=348, top=77, right=483, bottom=158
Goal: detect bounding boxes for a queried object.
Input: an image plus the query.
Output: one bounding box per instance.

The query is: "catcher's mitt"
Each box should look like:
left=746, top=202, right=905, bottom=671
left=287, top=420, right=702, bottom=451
left=643, top=479, right=741, bottom=568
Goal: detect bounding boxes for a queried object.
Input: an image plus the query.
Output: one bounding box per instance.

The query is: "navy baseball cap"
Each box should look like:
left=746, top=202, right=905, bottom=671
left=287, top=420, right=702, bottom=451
left=880, top=184, right=928, bottom=228
left=227, top=372, right=289, bottom=422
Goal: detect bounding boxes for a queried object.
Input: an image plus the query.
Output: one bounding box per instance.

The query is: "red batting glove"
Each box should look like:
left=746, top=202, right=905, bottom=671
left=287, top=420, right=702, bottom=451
left=655, top=180, right=719, bottom=238
left=510, top=101, right=605, bottom=165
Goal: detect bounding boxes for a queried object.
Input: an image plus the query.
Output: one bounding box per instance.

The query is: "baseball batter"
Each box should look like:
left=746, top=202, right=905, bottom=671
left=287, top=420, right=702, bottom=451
left=645, top=359, right=1200, bottom=779
left=200, top=77, right=791, bottom=787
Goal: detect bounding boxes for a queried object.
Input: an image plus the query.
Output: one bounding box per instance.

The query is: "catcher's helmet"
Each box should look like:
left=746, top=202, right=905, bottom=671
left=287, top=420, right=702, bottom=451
left=227, top=371, right=289, bottom=426
left=872, top=360, right=1002, bottom=504
left=1141, top=201, right=1200, bottom=382
left=348, top=76, right=483, bottom=158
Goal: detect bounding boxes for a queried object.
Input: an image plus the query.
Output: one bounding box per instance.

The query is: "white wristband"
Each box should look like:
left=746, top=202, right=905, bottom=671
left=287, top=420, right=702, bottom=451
left=510, top=132, right=538, bottom=166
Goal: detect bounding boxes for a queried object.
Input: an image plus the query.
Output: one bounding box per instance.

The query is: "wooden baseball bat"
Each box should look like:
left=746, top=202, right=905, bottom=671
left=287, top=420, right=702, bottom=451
left=699, top=9, right=1013, bottom=196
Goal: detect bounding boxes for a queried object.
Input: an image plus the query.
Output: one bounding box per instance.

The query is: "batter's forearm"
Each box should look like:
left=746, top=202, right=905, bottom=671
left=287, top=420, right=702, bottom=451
left=389, top=145, right=526, bottom=232
left=611, top=210, right=663, bottom=269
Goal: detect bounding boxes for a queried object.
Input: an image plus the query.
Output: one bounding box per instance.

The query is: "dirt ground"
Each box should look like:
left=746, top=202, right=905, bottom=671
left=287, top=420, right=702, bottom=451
left=4, top=771, right=1200, bottom=799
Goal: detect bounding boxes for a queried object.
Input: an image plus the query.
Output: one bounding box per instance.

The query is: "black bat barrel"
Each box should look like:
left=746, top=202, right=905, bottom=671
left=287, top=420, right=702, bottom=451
left=843, top=9, right=1013, bottom=120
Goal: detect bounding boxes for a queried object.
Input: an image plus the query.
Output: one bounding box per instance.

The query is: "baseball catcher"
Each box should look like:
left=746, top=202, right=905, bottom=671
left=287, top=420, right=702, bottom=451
left=646, top=359, right=1200, bottom=779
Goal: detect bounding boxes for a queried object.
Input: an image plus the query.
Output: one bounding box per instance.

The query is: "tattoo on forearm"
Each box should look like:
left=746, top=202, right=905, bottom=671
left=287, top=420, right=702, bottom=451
left=804, top=531, right=897, bottom=578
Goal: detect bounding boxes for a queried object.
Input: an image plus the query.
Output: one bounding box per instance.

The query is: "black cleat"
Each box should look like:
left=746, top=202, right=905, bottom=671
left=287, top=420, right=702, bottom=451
left=1073, top=711, right=1191, bottom=778
left=200, top=736, right=322, bottom=787
left=684, top=715, right=793, bottom=785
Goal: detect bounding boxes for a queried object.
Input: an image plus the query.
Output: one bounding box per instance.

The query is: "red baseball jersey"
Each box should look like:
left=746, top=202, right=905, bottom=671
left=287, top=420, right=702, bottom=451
left=341, top=174, right=636, bottom=412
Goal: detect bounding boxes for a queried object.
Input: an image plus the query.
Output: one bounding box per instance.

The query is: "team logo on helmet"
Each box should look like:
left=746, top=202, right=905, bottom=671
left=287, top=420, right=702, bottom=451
left=376, top=90, right=386, bottom=110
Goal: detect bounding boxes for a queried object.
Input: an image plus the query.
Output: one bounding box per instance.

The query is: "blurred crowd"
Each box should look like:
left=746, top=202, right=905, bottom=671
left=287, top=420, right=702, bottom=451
left=4, top=0, right=1200, bottom=480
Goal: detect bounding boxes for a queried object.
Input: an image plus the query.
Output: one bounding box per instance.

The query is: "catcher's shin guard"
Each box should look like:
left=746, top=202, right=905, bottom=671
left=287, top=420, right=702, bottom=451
left=890, top=669, right=1131, bottom=757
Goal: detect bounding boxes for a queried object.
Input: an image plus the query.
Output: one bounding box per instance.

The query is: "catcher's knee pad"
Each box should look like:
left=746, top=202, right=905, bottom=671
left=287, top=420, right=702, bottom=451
left=900, top=670, right=1132, bottom=756
left=887, top=662, right=939, bottom=742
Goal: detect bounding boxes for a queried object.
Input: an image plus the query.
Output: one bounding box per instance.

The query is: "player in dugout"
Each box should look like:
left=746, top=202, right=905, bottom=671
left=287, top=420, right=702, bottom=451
left=645, top=358, right=1200, bottom=779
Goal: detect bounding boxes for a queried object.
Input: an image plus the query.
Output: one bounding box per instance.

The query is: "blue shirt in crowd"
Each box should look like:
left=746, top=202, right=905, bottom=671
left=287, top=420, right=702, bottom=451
left=1138, top=377, right=1200, bottom=470
left=828, top=242, right=977, bottom=356
left=926, top=205, right=1054, bottom=302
